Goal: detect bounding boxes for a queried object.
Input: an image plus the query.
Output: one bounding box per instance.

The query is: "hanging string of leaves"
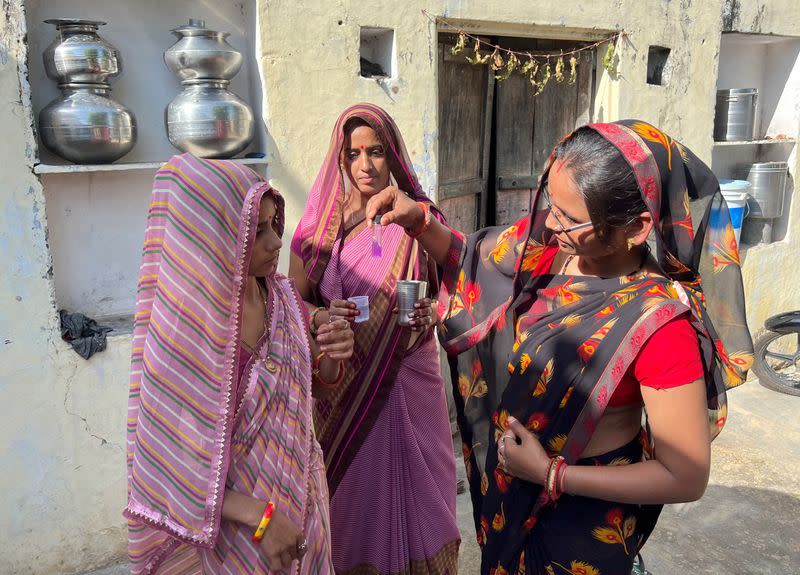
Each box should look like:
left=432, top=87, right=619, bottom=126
left=430, top=10, right=624, bottom=97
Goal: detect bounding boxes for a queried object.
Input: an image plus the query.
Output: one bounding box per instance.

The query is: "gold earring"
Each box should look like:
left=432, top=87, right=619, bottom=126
left=627, top=238, right=636, bottom=251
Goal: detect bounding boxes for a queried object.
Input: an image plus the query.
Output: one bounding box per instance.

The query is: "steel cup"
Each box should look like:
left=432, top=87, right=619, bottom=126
left=396, top=280, right=427, bottom=326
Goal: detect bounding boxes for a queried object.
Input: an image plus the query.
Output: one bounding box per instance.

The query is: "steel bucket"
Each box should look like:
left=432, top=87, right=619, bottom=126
left=714, top=88, right=758, bottom=142
left=736, top=161, right=788, bottom=219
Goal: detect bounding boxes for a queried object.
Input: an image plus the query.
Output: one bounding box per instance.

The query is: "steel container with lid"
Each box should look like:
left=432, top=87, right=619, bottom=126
left=735, top=161, right=788, bottom=219
left=714, top=88, right=758, bottom=142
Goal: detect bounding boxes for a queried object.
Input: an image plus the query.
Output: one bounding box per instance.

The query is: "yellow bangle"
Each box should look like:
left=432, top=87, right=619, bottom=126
left=251, top=501, right=275, bottom=543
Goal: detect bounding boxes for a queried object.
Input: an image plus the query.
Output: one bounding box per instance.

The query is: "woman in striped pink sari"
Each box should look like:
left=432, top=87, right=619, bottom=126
left=125, top=154, right=353, bottom=574
left=290, top=104, right=460, bottom=574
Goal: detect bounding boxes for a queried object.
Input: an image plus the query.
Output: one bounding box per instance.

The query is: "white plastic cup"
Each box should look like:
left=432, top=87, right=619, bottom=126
left=396, top=280, right=428, bottom=326
left=348, top=295, right=370, bottom=323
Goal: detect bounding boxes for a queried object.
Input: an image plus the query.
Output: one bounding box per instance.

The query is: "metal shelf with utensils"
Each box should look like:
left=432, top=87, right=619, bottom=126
left=714, top=139, right=796, bottom=147
left=33, top=157, right=268, bottom=175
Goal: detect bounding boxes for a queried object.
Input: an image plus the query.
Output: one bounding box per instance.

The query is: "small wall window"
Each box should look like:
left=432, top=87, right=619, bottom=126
left=647, top=46, right=672, bottom=86
left=360, top=27, right=394, bottom=78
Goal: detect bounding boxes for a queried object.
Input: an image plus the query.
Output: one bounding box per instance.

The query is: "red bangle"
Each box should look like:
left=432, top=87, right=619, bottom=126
left=313, top=352, right=345, bottom=388
left=406, top=202, right=431, bottom=238
left=552, top=458, right=567, bottom=500
left=545, top=455, right=566, bottom=502
left=557, top=461, right=568, bottom=497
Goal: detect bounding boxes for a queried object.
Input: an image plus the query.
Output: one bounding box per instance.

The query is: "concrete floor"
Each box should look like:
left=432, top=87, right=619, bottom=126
left=80, top=381, right=799, bottom=575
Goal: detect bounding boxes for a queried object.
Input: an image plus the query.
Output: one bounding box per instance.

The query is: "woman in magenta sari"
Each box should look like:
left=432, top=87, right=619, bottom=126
left=290, top=103, right=460, bottom=574
left=125, top=154, right=353, bottom=574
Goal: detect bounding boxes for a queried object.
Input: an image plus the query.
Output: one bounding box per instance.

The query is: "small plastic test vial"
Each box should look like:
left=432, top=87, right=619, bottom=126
left=371, top=215, right=383, bottom=258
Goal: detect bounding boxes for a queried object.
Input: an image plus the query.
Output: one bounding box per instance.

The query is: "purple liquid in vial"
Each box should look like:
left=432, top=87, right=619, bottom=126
left=371, top=216, right=383, bottom=258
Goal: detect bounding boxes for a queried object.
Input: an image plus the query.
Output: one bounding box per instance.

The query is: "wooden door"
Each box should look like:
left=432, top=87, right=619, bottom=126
left=494, top=49, right=594, bottom=225
left=437, top=40, right=494, bottom=234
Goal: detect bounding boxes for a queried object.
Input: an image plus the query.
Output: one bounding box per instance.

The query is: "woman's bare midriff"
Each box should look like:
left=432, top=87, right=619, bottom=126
left=580, top=404, right=643, bottom=458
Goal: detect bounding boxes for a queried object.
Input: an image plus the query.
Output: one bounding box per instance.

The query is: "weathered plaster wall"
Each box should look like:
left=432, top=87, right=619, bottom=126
left=258, top=0, right=724, bottom=275
left=258, top=0, right=800, bottom=332
left=1, top=3, right=129, bottom=574
left=723, top=0, right=800, bottom=36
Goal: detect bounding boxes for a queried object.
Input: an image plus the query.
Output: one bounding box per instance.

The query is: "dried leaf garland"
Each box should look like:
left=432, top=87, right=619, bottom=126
left=519, top=53, right=536, bottom=74
left=603, top=43, right=616, bottom=74
left=555, top=55, right=565, bottom=83
left=529, top=61, right=550, bottom=96
left=446, top=24, right=621, bottom=96
left=451, top=31, right=467, bottom=56
left=490, top=46, right=504, bottom=71
left=496, top=52, right=519, bottom=80
left=569, top=55, right=578, bottom=84
left=539, top=61, right=551, bottom=93
left=466, top=38, right=490, bottom=64
left=526, top=59, right=540, bottom=89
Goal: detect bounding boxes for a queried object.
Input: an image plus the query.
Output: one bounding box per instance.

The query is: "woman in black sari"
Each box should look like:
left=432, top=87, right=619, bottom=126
left=365, top=120, right=753, bottom=574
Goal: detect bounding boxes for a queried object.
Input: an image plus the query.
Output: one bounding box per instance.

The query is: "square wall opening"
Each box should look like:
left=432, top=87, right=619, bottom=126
left=360, top=27, right=394, bottom=78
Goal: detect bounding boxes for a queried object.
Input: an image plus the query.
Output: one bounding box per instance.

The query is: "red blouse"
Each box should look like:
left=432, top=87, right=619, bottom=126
left=608, top=315, right=704, bottom=407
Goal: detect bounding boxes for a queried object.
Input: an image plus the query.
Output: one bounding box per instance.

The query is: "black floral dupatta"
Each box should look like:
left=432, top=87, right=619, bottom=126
left=438, top=120, right=754, bottom=573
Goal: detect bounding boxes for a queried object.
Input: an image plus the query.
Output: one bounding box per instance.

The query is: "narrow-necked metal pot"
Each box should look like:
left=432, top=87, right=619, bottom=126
left=39, top=83, right=137, bottom=164
left=43, top=18, right=121, bottom=84
left=164, top=19, right=243, bottom=81
left=165, top=79, right=253, bottom=158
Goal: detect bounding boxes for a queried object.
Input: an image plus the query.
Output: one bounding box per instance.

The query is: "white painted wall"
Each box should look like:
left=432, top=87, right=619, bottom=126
left=42, top=172, right=153, bottom=318
left=764, top=40, right=800, bottom=138
left=1, top=3, right=134, bottom=573
left=23, top=0, right=266, bottom=320
left=257, top=0, right=800, bottom=352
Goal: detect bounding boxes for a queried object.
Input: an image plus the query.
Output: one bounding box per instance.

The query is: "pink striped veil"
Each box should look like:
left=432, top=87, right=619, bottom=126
left=290, top=102, right=439, bottom=290
left=125, top=154, right=313, bottom=572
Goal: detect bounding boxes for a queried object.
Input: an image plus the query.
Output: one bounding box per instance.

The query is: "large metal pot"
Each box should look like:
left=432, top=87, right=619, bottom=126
left=714, top=88, right=758, bottom=142
left=736, top=161, right=788, bottom=219
left=164, top=19, right=243, bottom=81
left=165, top=80, right=253, bottom=158
left=39, top=83, right=137, bottom=164
left=43, top=19, right=121, bottom=84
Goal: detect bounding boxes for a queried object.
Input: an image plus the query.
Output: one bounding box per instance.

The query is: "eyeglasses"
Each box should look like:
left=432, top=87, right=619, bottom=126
left=540, top=186, right=594, bottom=234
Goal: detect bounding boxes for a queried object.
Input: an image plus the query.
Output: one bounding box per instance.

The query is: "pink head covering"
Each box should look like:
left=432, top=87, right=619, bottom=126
left=125, top=154, right=314, bottom=573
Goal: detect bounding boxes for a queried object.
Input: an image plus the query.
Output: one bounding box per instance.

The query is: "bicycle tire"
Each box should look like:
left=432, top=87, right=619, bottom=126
left=752, top=329, right=800, bottom=397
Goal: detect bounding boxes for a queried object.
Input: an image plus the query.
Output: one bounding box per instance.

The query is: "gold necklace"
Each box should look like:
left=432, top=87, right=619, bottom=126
left=243, top=280, right=278, bottom=373
left=258, top=281, right=279, bottom=373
